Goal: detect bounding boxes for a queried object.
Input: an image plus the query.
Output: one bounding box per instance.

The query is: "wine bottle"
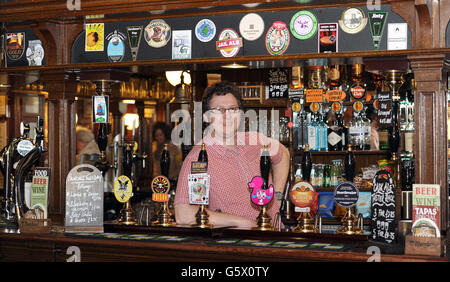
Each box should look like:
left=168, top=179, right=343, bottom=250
left=160, top=143, right=170, bottom=178
left=301, top=144, right=312, bottom=181
left=344, top=144, right=355, bottom=182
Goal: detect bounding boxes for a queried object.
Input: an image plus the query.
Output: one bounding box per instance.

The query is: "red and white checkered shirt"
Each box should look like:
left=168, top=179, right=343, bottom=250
left=174, top=131, right=284, bottom=222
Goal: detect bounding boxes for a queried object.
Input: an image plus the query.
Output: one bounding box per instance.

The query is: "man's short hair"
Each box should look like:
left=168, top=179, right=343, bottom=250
left=202, top=81, right=242, bottom=114
left=76, top=126, right=95, bottom=144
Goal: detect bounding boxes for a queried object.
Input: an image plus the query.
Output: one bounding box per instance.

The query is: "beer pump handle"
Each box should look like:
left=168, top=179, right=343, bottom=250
left=97, top=123, right=109, bottom=153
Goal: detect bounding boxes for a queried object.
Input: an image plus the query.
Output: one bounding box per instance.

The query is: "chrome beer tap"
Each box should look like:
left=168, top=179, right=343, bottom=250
left=0, top=116, right=45, bottom=225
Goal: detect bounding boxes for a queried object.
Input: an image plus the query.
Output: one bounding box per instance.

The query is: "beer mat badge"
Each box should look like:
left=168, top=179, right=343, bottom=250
left=85, top=23, right=104, bottom=51
left=106, top=30, right=126, bottom=62
left=350, top=83, right=366, bottom=100
left=248, top=176, right=274, bottom=206
left=144, top=19, right=171, bottom=48
left=188, top=173, right=210, bottom=205
left=305, top=89, right=324, bottom=103
left=5, top=32, right=25, bottom=60
left=195, top=19, right=216, bottom=42
left=92, top=95, right=109, bottom=123
left=26, top=39, right=45, bottom=66
left=216, top=28, right=243, bottom=58
left=318, top=23, right=338, bottom=53
left=114, top=175, right=132, bottom=203
left=152, top=176, right=170, bottom=202
left=239, top=13, right=265, bottom=41
left=290, top=181, right=315, bottom=209
left=265, top=21, right=290, bottom=56
left=325, top=89, right=346, bottom=102
left=172, top=30, right=191, bottom=59
left=17, top=139, right=34, bottom=157
left=339, top=7, right=368, bottom=34
left=127, top=26, right=143, bottom=61
left=368, top=12, right=388, bottom=50
left=290, top=10, right=318, bottom=40
left=334, top=181, right=359, bottom=209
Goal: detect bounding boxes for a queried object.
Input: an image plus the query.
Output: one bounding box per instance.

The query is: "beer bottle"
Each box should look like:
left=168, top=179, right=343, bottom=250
left=344, top=144, right=355, bottom=182
left=160, top=143, right=170, bottom=178
left=260, top=145, right=271, bottom=189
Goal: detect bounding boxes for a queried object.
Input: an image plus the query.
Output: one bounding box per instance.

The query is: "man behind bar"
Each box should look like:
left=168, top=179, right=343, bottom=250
left=174, top=81, right=289, bottom=228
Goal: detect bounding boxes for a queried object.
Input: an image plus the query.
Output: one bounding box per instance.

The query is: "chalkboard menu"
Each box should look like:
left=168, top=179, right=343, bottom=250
left=267, top=68, right=289, bottom=99
left=65, top=164, right=104, bottom=233
left=377, top=91, right=393, bottom=126
left=370, top=170, right=397, bottom=244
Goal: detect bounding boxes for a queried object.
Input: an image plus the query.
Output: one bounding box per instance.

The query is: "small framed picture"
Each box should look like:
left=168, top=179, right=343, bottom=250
left=92, top=95, right=109, bottom=123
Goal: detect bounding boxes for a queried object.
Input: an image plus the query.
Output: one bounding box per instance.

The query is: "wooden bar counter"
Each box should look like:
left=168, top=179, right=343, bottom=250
left=0, top=224, right=446, bottom=262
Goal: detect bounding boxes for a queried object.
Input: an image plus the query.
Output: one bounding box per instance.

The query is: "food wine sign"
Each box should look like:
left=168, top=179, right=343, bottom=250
left=411, top=184, right=440, bottom=238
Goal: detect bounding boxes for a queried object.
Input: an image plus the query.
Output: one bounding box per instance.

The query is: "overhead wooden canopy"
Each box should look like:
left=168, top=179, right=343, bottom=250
left=0, top=0, right=400, bottom=22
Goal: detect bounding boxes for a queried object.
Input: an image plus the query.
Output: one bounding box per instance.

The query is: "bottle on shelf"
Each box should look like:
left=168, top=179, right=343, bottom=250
left=328, top=111, right=344, bottom=151
left=361, top=109, right=372, bottom=150
left=348, top=63, right=367, bottom=102
left=308, top=65, right=326, bottom=89
left=318, top=112, right=329, bottom=151
left=349, top=107, right=364, bottom=150
left=294, top=110, right=308, bottom=151
left=307, top=112, right=318, bottom=151
left=330, top=161, right=340, bottom=186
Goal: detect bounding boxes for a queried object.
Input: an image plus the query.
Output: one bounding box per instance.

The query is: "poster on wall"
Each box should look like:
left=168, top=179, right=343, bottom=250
left=26, top=39, right=45, bottom=66
left=127, top=26, right=143, bottom=61
left=318, top=23, right=338, bottom=53
left=172, top=30, right=191, bottom=59
left=106, top=30, right=126, bottom=62
left=5, top=32, right=25, bottom=60
left=85, top=23, right=105, bottom=51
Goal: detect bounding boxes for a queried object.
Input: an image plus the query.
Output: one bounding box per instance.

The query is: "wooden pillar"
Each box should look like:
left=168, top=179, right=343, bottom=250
left=42, top=70, right=77, bottom=224
left=409, top=53, right=448, bottom=233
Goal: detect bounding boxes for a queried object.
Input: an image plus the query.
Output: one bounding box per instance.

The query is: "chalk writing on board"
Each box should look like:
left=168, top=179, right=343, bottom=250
left=370, top=170, right=397, bottom=244
left=65, top=164, right=103, bottom=228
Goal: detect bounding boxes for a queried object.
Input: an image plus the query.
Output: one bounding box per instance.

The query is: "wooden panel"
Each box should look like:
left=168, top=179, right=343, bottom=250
left=0, top=231, right=447, bottom=262
left=409, top=54, right=448, bottom=233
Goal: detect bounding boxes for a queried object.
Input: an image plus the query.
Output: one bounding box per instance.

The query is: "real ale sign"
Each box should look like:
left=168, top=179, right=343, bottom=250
left=412, top=184, right=440, bottom=237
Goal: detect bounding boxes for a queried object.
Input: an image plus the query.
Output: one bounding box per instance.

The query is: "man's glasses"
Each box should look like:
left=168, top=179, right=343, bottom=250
left=209, top=106, right=240, bottom=115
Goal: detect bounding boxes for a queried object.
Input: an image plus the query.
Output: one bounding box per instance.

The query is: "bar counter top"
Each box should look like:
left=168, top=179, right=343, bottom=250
left=0, top=223, right=447, bottom=262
